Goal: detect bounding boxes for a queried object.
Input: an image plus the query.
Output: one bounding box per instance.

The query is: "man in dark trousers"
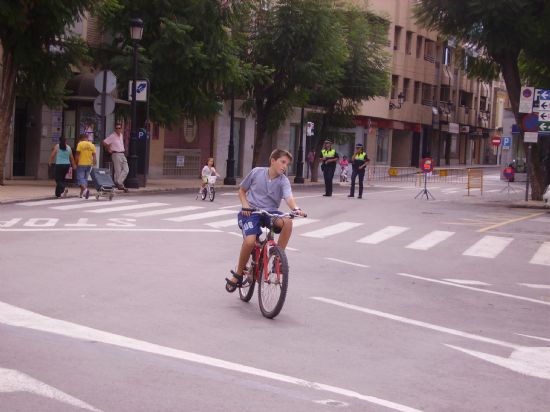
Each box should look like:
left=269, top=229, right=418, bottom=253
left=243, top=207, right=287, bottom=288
left=348, top=143, right=369, bottom=199
left=320, top=140, right=339, bottom=196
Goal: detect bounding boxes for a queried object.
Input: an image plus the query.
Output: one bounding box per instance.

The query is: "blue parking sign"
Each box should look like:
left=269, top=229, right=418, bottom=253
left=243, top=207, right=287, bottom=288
left=502, top=136, right=512, bottom=149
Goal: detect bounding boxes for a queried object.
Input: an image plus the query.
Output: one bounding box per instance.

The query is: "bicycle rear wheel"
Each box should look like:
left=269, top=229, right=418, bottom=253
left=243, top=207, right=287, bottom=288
left=209, top=186, right=215, bottom=201
left=258, top=245, right=288, bottom=319
left=239, top=255, right=256, bottom=302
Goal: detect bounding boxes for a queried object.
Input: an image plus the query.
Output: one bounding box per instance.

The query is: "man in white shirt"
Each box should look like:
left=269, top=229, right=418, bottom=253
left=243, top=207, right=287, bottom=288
left=103, top=123, right=129, bottom=192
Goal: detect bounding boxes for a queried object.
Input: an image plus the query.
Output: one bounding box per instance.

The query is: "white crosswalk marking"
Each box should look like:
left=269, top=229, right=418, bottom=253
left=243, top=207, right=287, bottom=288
left=406, top=230, right=455, bottom=250
left=51, top=200, right=136, bottom=210
left=529, top=242, right=550, bottom=266
left=205, top=218, right=236, bottom=228
left=86, top=203, right=168, bottom=214
left=462, top=235, right=513, bottom=258
left=290, top=218, right=319, bottom=228
left=164, top=209, right=235, bottom=222
left=356, top=226, right=409, bottom=244
left=124, top=206, right=203, bottom=217
left=301, top=222, right=362, bottom=239
left=17, top=198, right=82, bottom=206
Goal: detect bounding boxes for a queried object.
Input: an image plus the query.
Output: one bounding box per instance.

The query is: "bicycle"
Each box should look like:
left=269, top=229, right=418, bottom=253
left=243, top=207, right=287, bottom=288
left=238, top=209, right=306, bottom=319
left=198, top=175, right=217, bottom=201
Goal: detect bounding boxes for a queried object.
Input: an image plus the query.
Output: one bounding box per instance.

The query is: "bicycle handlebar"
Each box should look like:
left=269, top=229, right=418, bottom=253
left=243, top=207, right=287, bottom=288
left=241, top=207, right=307, bottom=218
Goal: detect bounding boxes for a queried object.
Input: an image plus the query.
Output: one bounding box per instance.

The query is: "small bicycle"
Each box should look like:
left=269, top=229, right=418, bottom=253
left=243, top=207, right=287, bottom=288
left=198, top=175, right=217, bottom=202
left=238, top=209, right=306, bottom=319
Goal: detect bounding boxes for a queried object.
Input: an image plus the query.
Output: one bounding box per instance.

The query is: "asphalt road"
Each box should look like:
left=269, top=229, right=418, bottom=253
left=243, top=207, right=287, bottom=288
left=1, top=179, right=549, bottom=412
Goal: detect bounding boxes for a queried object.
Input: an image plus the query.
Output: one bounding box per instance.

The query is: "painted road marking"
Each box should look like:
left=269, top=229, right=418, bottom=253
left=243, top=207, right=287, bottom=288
left=462, top=235, right=513, bottom=258
left=124, top=206, right=203, bottom=217
left=312, top=297, right=550, bottom=380
left=356, top=226, right=409, bottom=244
left=518, top=283, right=550, bottom=290
left=165, top=209, right=235, bottom=222
left=0, top=228, right=221, bottom=232
left=443, top=279, right=490, bottom=286
left=289, top=218, right=319, bottom=228
left=23, top=218, right=59, bottom=227
left=532, top=217, right=550, bottom=223
left=0, top=367, right=102, bottom=412
left=301, top=222, right=363, bottom=239
left=529, top=242, right=550, bottom=266
left=0, top=301, right=421, bottom=412
left=17, top=198, right=82, bottom=206
left=325, top=257, right=369, bottom=268
left=205, top=218, right=237, bottom=228
left=51, top=200, right=136, bottom=210
left=516, top=334, right=550, bottom=343
left=396, top=273, right=550, bottom=307
left=405, top=230, right=455, bottom=250
left=477, top=212, right=545, bottom=233
left=86, top=203, right=168, bottom=214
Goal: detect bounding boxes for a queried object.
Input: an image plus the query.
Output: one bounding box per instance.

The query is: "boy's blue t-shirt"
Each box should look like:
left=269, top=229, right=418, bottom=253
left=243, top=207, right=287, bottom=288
left=240, top=167, right=292, bottom=211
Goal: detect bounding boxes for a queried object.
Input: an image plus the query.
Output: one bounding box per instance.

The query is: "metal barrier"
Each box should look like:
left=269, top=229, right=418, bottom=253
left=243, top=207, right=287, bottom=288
left=163, top=149, right=201, bottom=177
left=417, top=167, right=472, bottom=185
left=366, top=166, right=420, bottom=183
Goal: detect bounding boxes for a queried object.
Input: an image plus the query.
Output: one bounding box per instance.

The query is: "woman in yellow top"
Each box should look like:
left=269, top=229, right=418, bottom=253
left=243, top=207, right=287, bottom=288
left=75, top=133, right=97, bottom=199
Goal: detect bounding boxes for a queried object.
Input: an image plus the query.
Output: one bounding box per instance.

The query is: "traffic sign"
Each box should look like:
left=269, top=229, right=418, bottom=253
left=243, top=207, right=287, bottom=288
left=539, top=101, right=550, bottom=110
left=521, top=113, right=539, bottom=132
left=128, top=80, right=148, bottom=101
left=539, top=121, right=550, bottom=132
left=491, top=136, right=501, bottom=146
left=519, top=87, right=534, bottom=113
left=536, top=89, right=550, bottom=100
left=137, top=128, right=148, bottom=140
left=93, top=95, right=115, bottom=116
left=94, top=70, right=117, bottom=94
left=502, top=136, right=512, bottom=149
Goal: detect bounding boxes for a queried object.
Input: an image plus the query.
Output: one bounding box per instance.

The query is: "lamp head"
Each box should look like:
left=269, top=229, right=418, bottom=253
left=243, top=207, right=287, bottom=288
left=130, top=18, right=144, bottom=41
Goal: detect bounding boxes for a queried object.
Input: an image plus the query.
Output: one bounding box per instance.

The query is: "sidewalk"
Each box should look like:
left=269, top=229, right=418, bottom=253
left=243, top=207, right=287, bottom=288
left=0, top=177, right=325, bottom=204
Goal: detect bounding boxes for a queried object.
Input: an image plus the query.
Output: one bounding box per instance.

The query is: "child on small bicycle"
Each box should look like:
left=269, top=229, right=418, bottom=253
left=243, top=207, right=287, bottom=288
left=199, top=157, right=220, bottom=195
left=225, top=149, right=307, bottom=293
left=339, top=155, right=349, bottom=182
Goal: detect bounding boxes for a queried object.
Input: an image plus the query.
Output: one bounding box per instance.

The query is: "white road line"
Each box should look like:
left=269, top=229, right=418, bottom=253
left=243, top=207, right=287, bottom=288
left=518, top=283, right=550, bottom=289
left=325, top=257, right=369, bottom=268
left=227, top=231, right=242, bottom=237
left=311, top=296, right=519, bottom=349
left=0, top=368, right=102, bottom=412
left=356, top=226, right=409, bottom=244
left=301, top=222, right=363, bottom=239
left=165, top=209, right=235, bottom=222
left=0, top=228, right=221, bottom=232
left=443, top=279, right=491, bottom=286
left=516, top=334, right=550, bottom=343
left=205, top=218, right=237, bottom=228
left=462, top=235, right=513, bottom=258
left=529, top=242, right=550, bottom=266
left=396, top=272, right=550, bottom=307
left=86, top=203, right=168, bottom=214
left=17, top=198, right=82, bottom=206
left=0, top=301, right=421, bottom=412
left=124, top=206, right=203, bottom=217
left=51, top=200, right=136, bottom=210
left=290, top=218, right=319, bottom=228
left=405, top=231, right=455, bottom=250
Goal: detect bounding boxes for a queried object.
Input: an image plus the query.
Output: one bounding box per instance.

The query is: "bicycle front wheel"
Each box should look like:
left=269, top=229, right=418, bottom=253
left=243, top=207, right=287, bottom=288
left=209, top=186, right=215, bottom=202
left=258, top=245, right=289, bottom=319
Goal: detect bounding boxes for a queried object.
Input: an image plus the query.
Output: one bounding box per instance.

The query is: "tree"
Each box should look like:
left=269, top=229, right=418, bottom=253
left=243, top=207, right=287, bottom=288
left=0, top=0, right=114, bottom=184
left=307, top=7, right=390, bottom=181
left=99, top=0, right=242, bottom=127
left=414, top=0, right=550, bottom=200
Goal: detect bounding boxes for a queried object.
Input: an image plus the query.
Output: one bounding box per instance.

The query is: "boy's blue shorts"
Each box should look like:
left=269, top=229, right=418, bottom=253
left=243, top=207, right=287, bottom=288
left=238, top=210, right=284, bottom=237
left=76, top=166, right=91, bottom=186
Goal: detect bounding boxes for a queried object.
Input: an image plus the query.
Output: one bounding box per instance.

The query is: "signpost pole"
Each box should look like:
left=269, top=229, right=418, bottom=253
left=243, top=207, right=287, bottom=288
left=525, top=144, right=531, bottom=201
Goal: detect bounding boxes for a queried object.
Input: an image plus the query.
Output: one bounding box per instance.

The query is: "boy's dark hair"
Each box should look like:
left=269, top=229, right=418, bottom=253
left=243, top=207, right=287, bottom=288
left=270, top=149, right=293, bottom=162
left=79, top=133, right=88, bottom=141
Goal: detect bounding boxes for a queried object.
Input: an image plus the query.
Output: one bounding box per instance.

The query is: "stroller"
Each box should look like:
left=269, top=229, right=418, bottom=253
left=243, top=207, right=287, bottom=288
left=90, top=167, right=116, bottom=201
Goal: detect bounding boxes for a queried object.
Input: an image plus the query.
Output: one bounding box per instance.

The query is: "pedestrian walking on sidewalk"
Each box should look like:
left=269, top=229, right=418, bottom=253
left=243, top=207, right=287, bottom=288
left=75, top=133, right=96, bottom=199
left=48, top=136, right=76, bottom=198
left=306, top=149, right=315, bottom=179
left=320, top=140, right=339, bottom=196
left=348, top=143, right=369, bottom=199
left=103, top=123, right=129, bottom=192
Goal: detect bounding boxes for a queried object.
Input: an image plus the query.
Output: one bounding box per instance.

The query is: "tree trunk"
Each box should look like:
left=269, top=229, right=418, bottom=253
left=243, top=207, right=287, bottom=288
left=0, top=50, right=17, bottom=185
left=252, top=105, right=274, bottom=168
left=499, top=52, right=546, bottom=200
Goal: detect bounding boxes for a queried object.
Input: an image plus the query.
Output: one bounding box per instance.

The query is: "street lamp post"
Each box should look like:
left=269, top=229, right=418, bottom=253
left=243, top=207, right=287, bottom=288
left=125, top=17, right=144, bottom=189
left=294, top=106, right=305, bottom=183
left=224, top=91, right=237, bottom=185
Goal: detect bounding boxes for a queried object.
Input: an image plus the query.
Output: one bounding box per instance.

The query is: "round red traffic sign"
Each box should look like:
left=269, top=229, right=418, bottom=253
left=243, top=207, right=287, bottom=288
left=491, top=136, right=501, bottom=146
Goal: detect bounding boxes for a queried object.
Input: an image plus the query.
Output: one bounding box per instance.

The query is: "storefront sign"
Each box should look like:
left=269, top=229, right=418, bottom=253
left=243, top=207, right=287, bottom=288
left=448, top=122, right=459, bottom=134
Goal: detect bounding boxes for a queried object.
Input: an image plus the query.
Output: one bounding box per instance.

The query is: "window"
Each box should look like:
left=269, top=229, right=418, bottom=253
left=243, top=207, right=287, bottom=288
left=443, top=45, right=452, bottom=66
left=416, top=35, right=423, bottom=58
left=376, top=128, right=389, bottom=164
left=391, top=75, right=399, bottom=99
left=393, top=26, right=402, bottom=50
left=424, top=39, right=435, bottom=62
left=440, top=85, right=451, bottom=103
left=414, top=81, right=421, bottom=104
left=403, top=78, right=411, bottom=101
left=422, top=83, right=433, bottom=106
left=405, top=31, right=413, bottom=55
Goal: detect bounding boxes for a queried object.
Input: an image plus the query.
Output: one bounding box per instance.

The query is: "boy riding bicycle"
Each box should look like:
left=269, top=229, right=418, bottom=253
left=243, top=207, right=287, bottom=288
left=225, top=149, right=307, bottom=293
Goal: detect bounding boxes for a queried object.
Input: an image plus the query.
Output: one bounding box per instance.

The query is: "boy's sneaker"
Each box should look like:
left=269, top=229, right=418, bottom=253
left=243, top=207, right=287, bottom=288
left=62, top=188, right=69, bottom=198
left=84, top=189, right=90, bottom=199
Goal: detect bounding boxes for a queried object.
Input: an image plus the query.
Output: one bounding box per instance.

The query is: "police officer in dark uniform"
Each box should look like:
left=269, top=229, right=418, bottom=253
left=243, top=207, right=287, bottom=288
left=348, top=143, right=369, bottom=199
left=320, top=140, right=339, bottom=196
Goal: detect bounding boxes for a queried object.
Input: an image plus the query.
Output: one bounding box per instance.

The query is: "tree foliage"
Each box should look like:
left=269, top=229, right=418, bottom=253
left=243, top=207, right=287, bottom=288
left=414, top=0, right=550, bottom=199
